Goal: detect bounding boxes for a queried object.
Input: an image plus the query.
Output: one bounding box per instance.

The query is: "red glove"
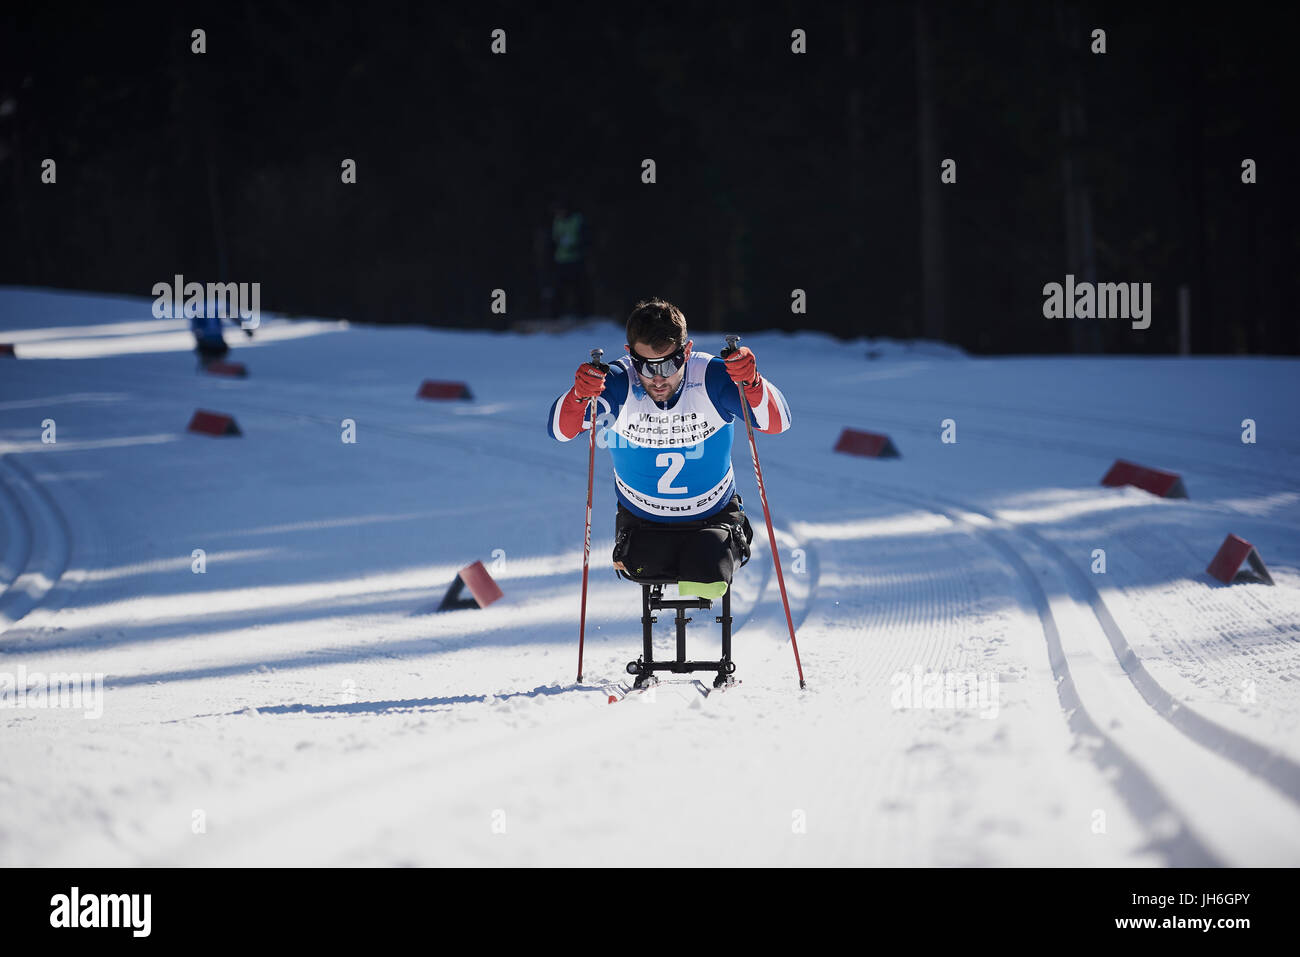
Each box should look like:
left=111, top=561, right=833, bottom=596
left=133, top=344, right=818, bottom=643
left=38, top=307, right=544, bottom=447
left=724, top=346, right=756, bottom=384
left=723, top=347, right=764, bottom=402
left=571, top=362, right=606, bottom=400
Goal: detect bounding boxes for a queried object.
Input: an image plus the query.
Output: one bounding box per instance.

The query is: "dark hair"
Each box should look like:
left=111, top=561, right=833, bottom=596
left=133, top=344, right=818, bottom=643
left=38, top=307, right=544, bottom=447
left=626, top=298, right=687, bottom=351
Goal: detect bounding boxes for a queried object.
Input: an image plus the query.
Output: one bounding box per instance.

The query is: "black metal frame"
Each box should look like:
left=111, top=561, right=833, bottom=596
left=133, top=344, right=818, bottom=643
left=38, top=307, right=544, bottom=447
left=614, top=574, right=735, bottom=688
left=613, top=517, right=748, bottom=689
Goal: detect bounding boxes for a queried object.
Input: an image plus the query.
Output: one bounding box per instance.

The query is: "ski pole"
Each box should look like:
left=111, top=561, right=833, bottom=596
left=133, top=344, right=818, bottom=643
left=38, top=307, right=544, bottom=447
left=576, top=347, right=608, bottom=683
left=723, top=335, right=806, bottom=690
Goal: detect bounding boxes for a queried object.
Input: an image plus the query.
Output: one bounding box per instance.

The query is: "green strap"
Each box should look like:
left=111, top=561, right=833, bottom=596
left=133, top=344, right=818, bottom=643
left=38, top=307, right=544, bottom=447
left=677, top=580, right=728, bottom=599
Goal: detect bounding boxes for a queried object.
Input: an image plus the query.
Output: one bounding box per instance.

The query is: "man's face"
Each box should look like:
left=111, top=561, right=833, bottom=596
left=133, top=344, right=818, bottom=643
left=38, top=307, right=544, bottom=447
left=627, top=338, right=692, bottom=402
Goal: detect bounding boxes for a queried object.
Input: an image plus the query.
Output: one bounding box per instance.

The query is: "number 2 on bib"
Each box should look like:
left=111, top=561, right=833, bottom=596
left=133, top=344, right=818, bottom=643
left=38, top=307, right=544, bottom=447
left=656, top=452, right=687, bottom=493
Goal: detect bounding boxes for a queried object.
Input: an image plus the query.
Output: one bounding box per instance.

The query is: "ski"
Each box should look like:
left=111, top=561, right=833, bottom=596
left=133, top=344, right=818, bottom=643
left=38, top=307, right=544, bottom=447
left=603, top=679, right=639, bottom=703
left=603, top=677, right=705, bottom=703
left=704, top=677, right=742, bottom=697
left=603, top=676, right=737, bottom=703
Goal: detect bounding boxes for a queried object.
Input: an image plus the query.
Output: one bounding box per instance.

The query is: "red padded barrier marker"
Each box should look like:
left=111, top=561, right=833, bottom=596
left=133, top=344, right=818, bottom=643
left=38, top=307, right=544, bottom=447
left=1207, top=534, right=1274, bottom=585
left=417, top=380, right=473, bottom=400
left=833, top=428, right=900, bottom=458
left=1101, top=459, right=1187, bottom=498
left=187, top=410, right=241, bottom=436
left=438, top=560, right=503, bottom=611
left=205, top=361, right=248, bottom=378
left=458, top=560, right=503, bottom=606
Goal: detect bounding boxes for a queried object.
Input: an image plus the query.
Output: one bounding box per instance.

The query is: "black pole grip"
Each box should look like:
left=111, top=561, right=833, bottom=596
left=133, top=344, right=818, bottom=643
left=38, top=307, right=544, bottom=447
left=721, top=334, right=754, bottom=386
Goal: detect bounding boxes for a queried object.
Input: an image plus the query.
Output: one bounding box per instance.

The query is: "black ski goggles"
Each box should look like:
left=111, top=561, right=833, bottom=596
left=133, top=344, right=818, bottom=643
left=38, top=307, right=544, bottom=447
left=628, top=344, right=687, bottom=379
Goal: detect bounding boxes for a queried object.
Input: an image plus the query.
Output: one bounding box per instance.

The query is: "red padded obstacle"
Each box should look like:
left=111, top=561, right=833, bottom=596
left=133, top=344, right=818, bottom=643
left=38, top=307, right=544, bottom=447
left=417, top=380, right=473, bottom=400
left=205, top=361, right=248, bottom=378
left=438, top=560, right=504, bottom=611
left=833, top=428, right=900, bottom=458
left=1207, top=534, right=1274, bottom=585
left=187, top=410, right=241, bottom=436
left=0, top=344, right=14, bottom=356
left=1101, top=459, right=1187, bottom=498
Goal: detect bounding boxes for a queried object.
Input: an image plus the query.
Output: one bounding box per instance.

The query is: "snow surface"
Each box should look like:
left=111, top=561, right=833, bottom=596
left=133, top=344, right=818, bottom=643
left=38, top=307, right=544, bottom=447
left=1, top=286, right=1298, bottom=866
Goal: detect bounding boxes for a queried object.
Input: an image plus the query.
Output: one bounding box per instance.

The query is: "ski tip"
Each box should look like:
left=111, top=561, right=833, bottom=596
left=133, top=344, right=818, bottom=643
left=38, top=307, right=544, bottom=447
left=607, top=694, right=619, bottom=704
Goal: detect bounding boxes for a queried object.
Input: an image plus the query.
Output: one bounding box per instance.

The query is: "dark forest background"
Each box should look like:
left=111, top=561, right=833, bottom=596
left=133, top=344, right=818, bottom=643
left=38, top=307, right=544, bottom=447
left=0, top=0, right=1295, bottom=353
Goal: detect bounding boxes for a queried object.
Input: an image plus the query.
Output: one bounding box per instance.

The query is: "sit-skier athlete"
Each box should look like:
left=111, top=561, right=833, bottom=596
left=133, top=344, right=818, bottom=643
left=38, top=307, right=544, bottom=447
left=546, top=297, right=792, bottom=606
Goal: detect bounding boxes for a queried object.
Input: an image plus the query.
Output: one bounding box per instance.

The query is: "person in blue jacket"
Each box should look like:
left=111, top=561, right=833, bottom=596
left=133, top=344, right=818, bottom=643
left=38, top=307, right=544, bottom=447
left=190, top=310, right=253, bottom=368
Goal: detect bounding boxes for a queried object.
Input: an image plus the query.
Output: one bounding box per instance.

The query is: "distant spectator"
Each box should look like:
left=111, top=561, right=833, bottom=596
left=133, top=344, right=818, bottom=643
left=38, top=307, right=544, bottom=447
left=548, top=198, right=591, bottom=319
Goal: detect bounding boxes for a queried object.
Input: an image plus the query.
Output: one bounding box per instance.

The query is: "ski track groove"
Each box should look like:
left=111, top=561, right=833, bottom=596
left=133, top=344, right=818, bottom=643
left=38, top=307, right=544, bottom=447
left=920, top=476, right=1300, bottom=808
left=0, top=453, right=72, bottom=636
left=786, top=461, right=1224, bottom=862
left=762, top=457, right=1202, bottom=863
left=0, top=459, right=32, bottom=595
left=1021, top=523, right=1300, bottom=803
left=784, top=459, right=1300, bottom=862
left=1087, top=527, right=1300, bottom=756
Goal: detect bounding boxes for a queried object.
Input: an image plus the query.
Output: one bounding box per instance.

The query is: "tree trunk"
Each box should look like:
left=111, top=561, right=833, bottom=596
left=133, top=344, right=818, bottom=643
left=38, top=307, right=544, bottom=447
left=1056, top=0, right=1099, bottom=353
left=845, top=1, right=865, bottom=336
left=915, top=0, right=946, bottom=342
